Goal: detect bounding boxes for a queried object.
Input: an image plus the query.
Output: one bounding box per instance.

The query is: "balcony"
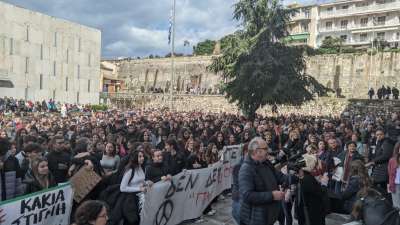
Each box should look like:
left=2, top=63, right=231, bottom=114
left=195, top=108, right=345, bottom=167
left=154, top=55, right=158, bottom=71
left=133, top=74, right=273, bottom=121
left=318, top=22, right=400, bottom=33
left=290, top=13, right=311, bottom=21
left=320, top=1, right=400, bottom=19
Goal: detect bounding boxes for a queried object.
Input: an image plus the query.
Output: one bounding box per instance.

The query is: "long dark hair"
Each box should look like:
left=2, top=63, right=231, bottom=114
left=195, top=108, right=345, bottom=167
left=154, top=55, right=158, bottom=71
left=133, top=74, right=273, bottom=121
left=125, top=150, right=144, bottom=183
left=74, top=200, right=108, bottom=225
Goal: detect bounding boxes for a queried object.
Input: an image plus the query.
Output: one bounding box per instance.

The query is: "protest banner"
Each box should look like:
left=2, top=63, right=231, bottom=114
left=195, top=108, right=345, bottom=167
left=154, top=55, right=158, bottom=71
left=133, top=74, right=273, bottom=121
left=140, top=145, right=242, bottom=225
left=0, top=183, right=73, bottom=225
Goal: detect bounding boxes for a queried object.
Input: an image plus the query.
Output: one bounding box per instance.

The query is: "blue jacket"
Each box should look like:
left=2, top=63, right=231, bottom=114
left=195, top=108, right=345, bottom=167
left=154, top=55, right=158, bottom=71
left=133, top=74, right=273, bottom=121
left=239, top=156, right=286, bottom=225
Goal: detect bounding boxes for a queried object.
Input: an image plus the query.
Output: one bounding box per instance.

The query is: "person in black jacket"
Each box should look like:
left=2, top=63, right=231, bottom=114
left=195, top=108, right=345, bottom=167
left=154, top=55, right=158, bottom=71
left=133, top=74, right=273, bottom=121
left=163, top=139, right=184, bottom=175
left=47, top=135, right=71, bottom=184
left=23, top=157, right=56, bottom=194
left=366, top=129, right=394, bottom=196
left=145, top=149, right=171, bottom=183
left=329, top=160, right=371, bottom=214
left=295, top=154, right=328, bottom=225
left=239, top=137, right=286, bottom=225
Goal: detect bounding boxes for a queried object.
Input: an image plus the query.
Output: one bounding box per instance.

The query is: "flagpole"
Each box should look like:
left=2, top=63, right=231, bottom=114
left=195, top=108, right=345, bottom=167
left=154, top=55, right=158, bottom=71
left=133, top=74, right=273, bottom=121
left=170, top=0, right=176, bottom=111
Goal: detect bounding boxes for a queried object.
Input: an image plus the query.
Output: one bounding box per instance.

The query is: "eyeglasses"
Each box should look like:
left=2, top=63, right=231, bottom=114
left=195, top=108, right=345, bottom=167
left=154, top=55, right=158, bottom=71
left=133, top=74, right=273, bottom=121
left=97, top=214, right=108, bottom=220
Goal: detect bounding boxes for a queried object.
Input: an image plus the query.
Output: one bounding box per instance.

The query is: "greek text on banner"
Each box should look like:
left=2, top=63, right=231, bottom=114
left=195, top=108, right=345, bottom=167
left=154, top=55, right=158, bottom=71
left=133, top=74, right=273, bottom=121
left=0, top=183, right=73, bottom=225
left=140, top=144, right=242, bottom=225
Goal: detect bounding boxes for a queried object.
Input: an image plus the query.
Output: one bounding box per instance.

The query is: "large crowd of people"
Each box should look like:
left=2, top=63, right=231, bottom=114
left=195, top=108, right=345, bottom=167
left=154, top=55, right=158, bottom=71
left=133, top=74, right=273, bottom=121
left=0, top=97, right=400, bottom=225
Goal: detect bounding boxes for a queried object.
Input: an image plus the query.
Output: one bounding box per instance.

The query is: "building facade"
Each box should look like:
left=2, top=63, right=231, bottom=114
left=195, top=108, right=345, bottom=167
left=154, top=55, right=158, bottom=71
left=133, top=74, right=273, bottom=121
left=287, top=0, right=400, bottom=48
left=0, top=1, right=101, bottom=104
left=318, top=0, right=400, bottom=47
left=286, top=3, right=319, bottom=47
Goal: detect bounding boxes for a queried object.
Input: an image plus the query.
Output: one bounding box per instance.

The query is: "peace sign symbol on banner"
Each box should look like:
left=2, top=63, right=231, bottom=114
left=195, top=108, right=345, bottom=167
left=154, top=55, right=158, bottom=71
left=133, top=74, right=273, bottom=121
left=155, top=199, right=174, bottom=225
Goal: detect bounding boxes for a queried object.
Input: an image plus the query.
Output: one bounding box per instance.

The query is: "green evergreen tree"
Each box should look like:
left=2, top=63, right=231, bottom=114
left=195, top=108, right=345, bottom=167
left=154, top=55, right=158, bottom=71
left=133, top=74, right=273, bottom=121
left=208, top=0, right=329, bottom=118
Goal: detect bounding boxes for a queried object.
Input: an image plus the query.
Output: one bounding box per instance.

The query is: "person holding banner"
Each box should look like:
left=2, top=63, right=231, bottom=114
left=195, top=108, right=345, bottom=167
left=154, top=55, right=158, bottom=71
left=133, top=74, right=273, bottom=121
left=239, top=137, right=286, bottom=225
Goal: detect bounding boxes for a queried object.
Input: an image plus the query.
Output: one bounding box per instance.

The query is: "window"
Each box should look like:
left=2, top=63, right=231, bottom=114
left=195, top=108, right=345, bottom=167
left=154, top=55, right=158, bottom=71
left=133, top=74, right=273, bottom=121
left=9, top=38, right=13, bottom=55
left=52, top=90, right=56, bottom=100
left=360, top=33, right=368, bottom=42
left=54, top=32, right=57, bottom=47
left=26, top=25, right=29, bottom=42
left=327, top=7, right=333, bottom=11
left=304, top=9, right=310, bottom=18
left=377, top=32, right=385, bottom=40
left=66, top=49, right=69, bottom=63
left=356, top=2, right=368, bottom=7
left=65, top=77, right=68, bottom=91
left=77, top=65, right=80, bottom=78
left=25, top=57, right=29, bottom=74
left=360, top=18, right=368, bottom=27
left=341, top=20, right=348, bottom=29
left=77, top=92, right=80, bottom=104
left=53, top=61, right=56, bottom=76
left=397, top=32, right=400, bottom=40
left=40, top=74, right=43, bottom=90
left=78, top=37, right=81, bottom=52
left=376, top=16, right=386, bottom=25
left=302, top=23, right=309, bottom=32
left=88, top=79, right=91, bottom=92
left=326, top=21, right=333, bottom=30
left=341, top=5, right=349, bottom=9
left=40, top=44, right=43, bottom=60
left=340, top=35, right=347, bottom=42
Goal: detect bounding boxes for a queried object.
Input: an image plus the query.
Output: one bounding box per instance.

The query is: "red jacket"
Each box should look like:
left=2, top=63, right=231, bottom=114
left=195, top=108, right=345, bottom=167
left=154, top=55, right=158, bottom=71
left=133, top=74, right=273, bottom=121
left=388, top=157, right=398, bottom=193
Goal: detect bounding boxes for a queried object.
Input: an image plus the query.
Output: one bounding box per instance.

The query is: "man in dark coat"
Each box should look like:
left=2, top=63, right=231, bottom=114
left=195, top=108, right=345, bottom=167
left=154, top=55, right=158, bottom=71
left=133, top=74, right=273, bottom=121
left=368, top=88, right=375, bottom=99
left=386, top=86, right=392, bottom=99
left=366, top=129, right=394, bottom=194
left=239, top=137, right=286, bottom=225
left=392, top=86, right=399, bottom=99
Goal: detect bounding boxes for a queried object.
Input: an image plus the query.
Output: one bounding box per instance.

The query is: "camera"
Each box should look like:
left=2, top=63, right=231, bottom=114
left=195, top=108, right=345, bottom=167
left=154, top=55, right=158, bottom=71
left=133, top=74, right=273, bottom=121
left=287, top=156, right=306, bottom=172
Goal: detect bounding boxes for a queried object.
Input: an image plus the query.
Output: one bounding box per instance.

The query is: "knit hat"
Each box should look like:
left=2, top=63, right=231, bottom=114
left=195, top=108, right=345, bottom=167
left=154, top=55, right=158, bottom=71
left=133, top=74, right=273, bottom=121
left=302, top=153, right=317, bottom=173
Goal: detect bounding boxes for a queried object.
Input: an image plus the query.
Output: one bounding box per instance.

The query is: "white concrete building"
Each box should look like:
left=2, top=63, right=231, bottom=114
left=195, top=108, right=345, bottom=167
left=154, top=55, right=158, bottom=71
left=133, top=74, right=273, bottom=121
left=0, top=1, right=101, bottom=104
left=317, top=0, right=400, bottom=47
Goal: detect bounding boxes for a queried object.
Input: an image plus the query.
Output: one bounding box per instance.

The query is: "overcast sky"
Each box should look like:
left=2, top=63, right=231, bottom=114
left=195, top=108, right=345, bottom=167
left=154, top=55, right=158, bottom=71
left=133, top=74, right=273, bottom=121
left=3, top=0, right=244, bottom=58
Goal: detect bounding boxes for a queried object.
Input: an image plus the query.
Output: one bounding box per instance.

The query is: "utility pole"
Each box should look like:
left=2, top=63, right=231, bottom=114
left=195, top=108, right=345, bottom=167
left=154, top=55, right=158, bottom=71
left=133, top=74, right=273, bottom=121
left=169, top=0, right=176, bottom=111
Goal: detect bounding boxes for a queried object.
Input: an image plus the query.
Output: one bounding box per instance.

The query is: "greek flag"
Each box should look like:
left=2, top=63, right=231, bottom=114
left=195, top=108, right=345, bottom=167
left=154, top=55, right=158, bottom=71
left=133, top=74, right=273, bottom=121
left=168, top=9, right=173, bottom=44
left=184, top=40, right=190, bottom=46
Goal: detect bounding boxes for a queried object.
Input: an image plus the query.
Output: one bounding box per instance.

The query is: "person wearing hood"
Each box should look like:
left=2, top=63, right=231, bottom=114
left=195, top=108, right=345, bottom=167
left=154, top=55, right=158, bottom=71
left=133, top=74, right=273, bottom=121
left=295, top=154, right=328, bottom=225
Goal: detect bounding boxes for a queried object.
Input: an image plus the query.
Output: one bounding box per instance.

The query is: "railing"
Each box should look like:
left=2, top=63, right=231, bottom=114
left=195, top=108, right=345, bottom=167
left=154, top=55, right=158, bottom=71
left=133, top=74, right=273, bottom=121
left=320, top=2, right=400, bottom=19
left=100, top=92, right=224, bottom=99
left=319, top=22, right=400, bottom=33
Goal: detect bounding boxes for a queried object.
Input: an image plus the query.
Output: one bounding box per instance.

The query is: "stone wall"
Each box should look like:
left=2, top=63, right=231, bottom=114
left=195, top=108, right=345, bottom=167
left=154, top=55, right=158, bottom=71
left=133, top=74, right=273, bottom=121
left=106, top=56, right=220, bottom=93
left=107, top=94, right=398, bottom=117
left=305, top=52, right=400, bottom=98
left=104, top=52, right=400, bottom=99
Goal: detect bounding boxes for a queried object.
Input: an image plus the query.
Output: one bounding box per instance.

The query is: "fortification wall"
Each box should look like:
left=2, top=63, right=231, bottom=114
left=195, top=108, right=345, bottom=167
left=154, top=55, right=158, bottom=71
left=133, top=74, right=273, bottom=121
left=103, top=52, right=400, bottom=99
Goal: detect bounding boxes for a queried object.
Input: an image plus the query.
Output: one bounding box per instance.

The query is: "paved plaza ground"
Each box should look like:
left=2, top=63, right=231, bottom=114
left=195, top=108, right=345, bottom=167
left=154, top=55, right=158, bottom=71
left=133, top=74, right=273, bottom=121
left=187, top=198, right=350, bottom=225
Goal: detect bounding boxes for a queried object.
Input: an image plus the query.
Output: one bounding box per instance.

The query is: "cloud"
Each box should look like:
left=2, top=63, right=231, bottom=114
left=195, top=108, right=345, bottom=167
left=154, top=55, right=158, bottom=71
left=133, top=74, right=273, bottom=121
left=3, top=0, right=240, bottom=58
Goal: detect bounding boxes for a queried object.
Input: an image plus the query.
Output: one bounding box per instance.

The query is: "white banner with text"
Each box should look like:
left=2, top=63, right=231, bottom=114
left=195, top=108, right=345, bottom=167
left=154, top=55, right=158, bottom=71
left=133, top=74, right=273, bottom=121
left=0, top=183, right=73, bottom=225
left=140, top=144, right=242, bottom=225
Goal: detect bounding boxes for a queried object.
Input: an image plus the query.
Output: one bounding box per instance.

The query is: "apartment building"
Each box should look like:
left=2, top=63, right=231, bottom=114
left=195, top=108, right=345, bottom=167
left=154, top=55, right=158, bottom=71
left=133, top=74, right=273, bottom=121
left=0, top=1, right=101, bottom=104
left=287, top=0, right=400, bottom=48
left=286, top=4, right=319, bottom=47
left=318, top=0, right=400, bottom=47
